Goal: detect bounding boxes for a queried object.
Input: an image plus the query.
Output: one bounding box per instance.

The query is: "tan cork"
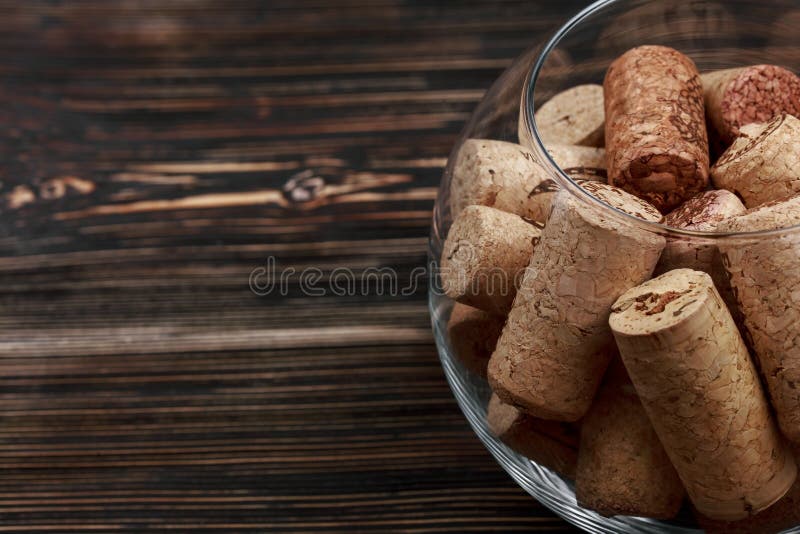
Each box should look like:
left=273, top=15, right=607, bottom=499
left=717, top=194, right=800, bottom=442
left=610, top=269, right=796, bottom=521
left=711, top=114, right=800, bottom=208
left=526, top=144, right=607, bottom=222
left=487, top=394, right=579, bottom=479
left=487, top=182, right=664, bottom=421
left=575, top=359, right=684, bottom=519
left=702, top=65, right=800, bottom=147
left=533, top=84, right=605, bottom=148
left=440, top=205, right=541, bottom=316
left=446, top=303, right=504, bottom=379
left=655, top=190, right=746, bottom=306
left=697, top=449, right=800, bottom=534
left=450, top=138, right=605, bottom=223
left=604, top=45, right=710, bottom=213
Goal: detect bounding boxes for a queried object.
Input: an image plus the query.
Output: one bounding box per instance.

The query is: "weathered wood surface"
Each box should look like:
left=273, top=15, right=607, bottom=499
left=0, top=1, right=582, bottom=531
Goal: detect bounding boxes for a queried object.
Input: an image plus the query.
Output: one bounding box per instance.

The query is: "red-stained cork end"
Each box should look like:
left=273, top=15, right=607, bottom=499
left=703, top=65, right=800, bottom=146
left=604, top=45, right=710, bottom=213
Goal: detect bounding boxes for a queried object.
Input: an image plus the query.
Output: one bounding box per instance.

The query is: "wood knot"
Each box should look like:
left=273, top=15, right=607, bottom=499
left=283, top=170, right=325, bottom=203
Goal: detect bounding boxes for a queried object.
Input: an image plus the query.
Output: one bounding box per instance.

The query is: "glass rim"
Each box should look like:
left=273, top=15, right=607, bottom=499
left=524, top=0, right=800, bottom=239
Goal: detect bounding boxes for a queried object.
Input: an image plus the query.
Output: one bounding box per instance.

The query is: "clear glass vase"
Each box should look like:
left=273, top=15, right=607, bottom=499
left=429, top=0, right=800, bottom=531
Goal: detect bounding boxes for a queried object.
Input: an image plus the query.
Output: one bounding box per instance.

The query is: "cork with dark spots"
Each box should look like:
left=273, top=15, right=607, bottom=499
left=703, top=65, right=800, bottom=146
left=604, top=45, right=710, bottom=213
left=611, top=269, right=796, bottom=521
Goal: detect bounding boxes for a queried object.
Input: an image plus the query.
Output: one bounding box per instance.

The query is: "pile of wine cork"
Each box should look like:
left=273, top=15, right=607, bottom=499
left=442, top=44, right=800, bottom=530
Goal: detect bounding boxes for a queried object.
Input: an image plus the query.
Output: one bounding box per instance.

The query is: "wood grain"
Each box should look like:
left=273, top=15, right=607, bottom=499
left=0, top=1, right=582, bottom=532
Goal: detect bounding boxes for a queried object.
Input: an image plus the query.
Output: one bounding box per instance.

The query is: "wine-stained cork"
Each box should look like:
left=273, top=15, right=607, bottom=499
left=440, top=205, right=541, bottom=315
left=702, top=65, right=800, bottom=146
left=487, top=394, right=579, bottom=478
left=487, top=182, right=664, bottom=421
left=717, top=195, right=800, bottom=442
left=656, top=190, right=746, bottom=280
left=526, top=145, right=607, bottom=222
left=533, top=84, right=605, bottom=148
left=711, top=114, right=800, bottom=208
left=446, top=303, right=504, bottom=379
left=610, top=269, right=796, bottom=521
left=450, top=138, right=606, bottom=223
left=604, top=45, right=710, bottom=213
left=576, top=360, right=684, bottom=519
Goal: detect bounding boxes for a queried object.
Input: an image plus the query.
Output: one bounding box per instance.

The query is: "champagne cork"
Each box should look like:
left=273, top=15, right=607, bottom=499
left=576, top=359, right=684, bottom=519
left=604, top=45, right=710, bottom=213
left=450, top=138, right=606, bottom=223
left=610, top=269, right=796, bottom=521
left=446, top=303, right=504, bottom=379
left=717, top=194, right=800, bottom=442
left=487, top=182, right=665, bottom=421
left=532, top=84, right=605, bottom=147
left=487, top=394, right=579, bottom=479
left=702, top=65, right=800, bottom=146
left=656, top=190, right=746, bottom=288
left=440, top=205, right=541, bottom=315
left=711, top=114, right=800, bottom=208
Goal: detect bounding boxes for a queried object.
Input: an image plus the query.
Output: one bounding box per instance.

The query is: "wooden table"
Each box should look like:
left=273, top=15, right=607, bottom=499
left=0, top=2, right=582, bottom=531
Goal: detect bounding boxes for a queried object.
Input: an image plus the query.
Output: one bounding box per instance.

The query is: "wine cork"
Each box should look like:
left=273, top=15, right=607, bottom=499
left=610, top=269, right=796, bottom=521
left=446, top=303, right=504, bottom=379
left=487, top=394, right=579, bottom=479
left=656, top=189, right=746, bottom=274
left=450, top=138, right=606, bottom=223
left=696, top=448, right=800, bottom=534
left=440, top=205, right=541, bottom=315
left=526, top=145, right=607, bottom=222
left=532, top=84, right=605, bottom=148
left=717, top=194, right=800, bottom=442
left=604, top=45, right=710, bottom=213
left=711, top=114, right=800, bottom=208
left=487, top=182, right=665, bottom=421
left=576, top=359, right=684, bottom=519
left=702, top=65, right=800, bottom=146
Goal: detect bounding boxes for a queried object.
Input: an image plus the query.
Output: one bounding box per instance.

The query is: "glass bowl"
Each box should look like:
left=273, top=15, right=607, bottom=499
left=429, top=0, right=800, bottom=532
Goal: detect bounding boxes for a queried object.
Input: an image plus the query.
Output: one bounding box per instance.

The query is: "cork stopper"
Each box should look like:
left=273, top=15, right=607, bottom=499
left=533, top=84, right=605, bottom=147
left=604, top=45, right=710, bottom=213
left=440, top=205, right=541, bottom=316
left=663, top=189, right=746, bottom=232
left=575, top=359, right=685, bottom=519
left=487, top=394, right=579, bottom=479
left=711, top=114, right=800, bottom=208
left=487, top=184, right=664, bottom=421
left=717, top=194, right=800, bottom=442
left=610, top=269, right=796, bottom=521
left=702, top=65, right=800, bottom=146
left=446, top=303, right=504, bottom=379
left=525, top=145, right=608, bottom=222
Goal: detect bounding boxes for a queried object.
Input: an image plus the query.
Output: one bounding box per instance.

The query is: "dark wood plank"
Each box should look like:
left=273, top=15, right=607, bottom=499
left=0, top=1, right=583, bottom=532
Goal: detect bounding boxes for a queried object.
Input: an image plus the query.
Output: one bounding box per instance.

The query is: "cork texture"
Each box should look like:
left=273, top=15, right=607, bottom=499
left=711, top=114, right=800, bottom=208
left=525, top=145, right=608, bottom=222
left=487, top=183, right=664, bottom=421
left=717, top=194, right=800, bottom=442
left=702, top=65, right=800, bottom=146
left=576, top=359, right=684, bottom=519
left=610, top=269, right=796, bottom=521
left=487, top=394, right=579, bottom=479
left=440, top=205, right=541, bottom=315
left=446, top=303, right=504, bottom=379
left=534, top=84, right=605, bottom=147
left=604, top=45, right=710, bottom=213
